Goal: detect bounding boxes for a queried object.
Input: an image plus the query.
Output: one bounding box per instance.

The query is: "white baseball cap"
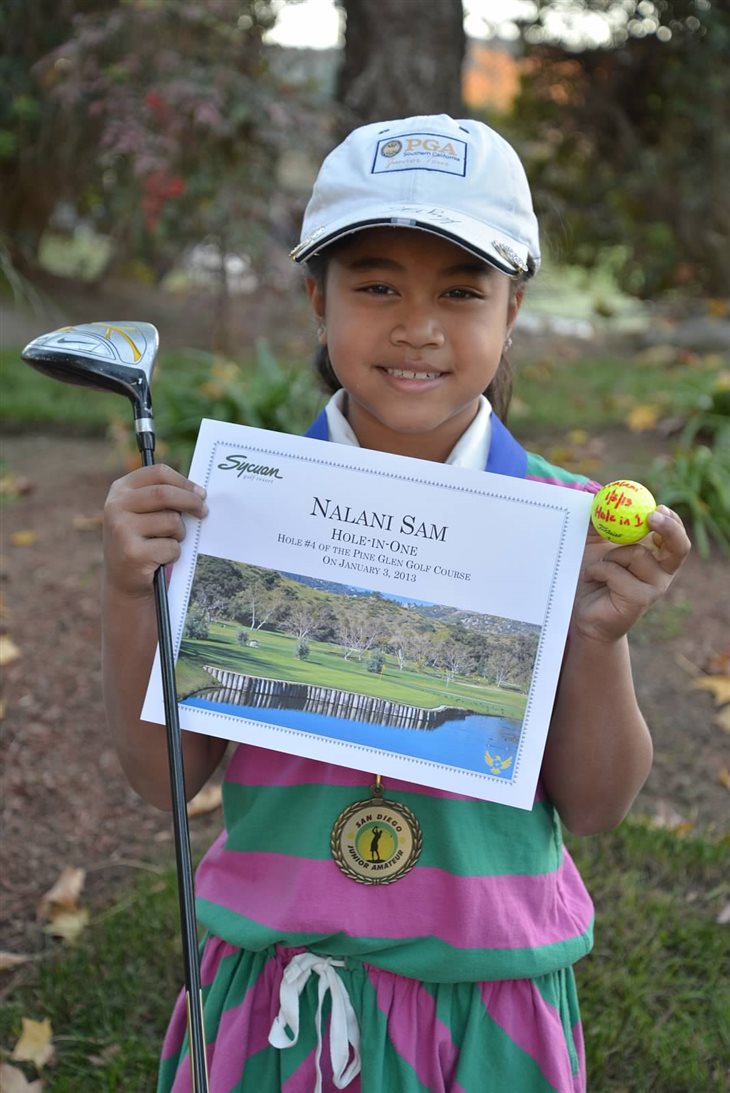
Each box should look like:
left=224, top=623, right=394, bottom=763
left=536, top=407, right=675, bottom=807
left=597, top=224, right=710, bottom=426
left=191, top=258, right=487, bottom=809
left=291, top=114, right=540, bottom=277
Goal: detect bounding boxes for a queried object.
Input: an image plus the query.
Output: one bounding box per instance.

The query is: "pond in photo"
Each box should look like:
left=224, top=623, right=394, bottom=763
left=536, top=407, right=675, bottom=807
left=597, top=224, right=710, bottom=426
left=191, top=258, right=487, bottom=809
left=181, top=684, right=521, bottom=778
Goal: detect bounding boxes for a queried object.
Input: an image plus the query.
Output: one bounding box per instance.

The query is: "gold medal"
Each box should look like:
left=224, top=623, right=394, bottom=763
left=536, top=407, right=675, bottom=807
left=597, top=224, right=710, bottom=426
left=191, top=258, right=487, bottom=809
left=331, top=777, right=422, bottom=885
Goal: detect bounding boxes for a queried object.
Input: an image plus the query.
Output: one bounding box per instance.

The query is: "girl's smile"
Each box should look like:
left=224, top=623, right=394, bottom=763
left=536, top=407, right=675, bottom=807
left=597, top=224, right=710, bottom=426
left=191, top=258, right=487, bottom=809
left=308, top=228, right=521, bottom=462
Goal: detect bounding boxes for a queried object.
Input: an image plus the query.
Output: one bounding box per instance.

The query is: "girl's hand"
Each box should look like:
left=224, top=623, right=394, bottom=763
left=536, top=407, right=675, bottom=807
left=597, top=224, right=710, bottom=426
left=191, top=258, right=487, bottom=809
left=103, top=464, right=208, bottom=598
left=572, top=505, right=691, bottom=644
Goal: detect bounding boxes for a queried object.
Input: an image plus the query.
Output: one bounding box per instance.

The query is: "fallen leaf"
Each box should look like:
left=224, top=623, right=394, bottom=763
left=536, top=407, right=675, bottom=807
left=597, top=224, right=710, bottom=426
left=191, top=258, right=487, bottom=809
left=0, top=1062, right=44, bottom=1092
left=693, top=675, right=730, bottom=706
left=38, top=866, right=86, bottom=920
left=718, top=768, right=730, bottom=792
left=716, top=902, right=730, bottom=925
left=187, top=783, right=223, bottom=818
left=0, top=636, right=21, bottom=667
left=650, top=800, right=689, bottom=832
left=10, top=531, right=37, bottom=547
left=675, top=652, right=701, bottom=677
left=626, top=403, right=660, bottom=432
left=705, top=648, right=730, bottom=675
left=88, top=1044, right=122, bottom=1067
left=11, top=1017, right=54, bottom=1069
left=0, top=951, right=35, bottom=973
left=633, top=345, right=679, bottom=366
left=0, top=474, right=35, bottom=499
left=713, top=707, right=730, bottom=735
left=707, top=298, right=729, bottom=317
left=0, top=951, right=34, bottom=972
left=71, top=514, right=103, bottom=532
left=44, top=908, right=90, bottom=944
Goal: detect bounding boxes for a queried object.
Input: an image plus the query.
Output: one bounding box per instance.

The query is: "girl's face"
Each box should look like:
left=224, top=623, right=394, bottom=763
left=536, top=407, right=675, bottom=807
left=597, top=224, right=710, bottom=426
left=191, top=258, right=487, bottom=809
left=307, top=228, right=522, bottom=463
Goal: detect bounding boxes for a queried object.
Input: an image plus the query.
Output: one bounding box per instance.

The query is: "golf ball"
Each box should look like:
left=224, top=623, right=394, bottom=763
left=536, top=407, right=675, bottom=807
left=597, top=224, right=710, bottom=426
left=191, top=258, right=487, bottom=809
left=591, top=480, right=657, bottom=544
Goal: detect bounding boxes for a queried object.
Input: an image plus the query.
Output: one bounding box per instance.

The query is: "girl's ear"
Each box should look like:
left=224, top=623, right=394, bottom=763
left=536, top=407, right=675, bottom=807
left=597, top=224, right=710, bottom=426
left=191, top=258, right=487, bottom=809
left=306, top=277, right=327, bottom=344
left=505, top=285, right=524, bottom=342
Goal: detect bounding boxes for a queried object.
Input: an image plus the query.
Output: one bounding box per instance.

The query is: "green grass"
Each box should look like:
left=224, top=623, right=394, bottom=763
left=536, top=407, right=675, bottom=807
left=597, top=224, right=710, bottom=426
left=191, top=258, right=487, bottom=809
left=177, top=622, right=527, bottom=719
left=569, top=823, right=729, bottom=1090
left=511, top=354, right=727, bottom=434
left=4, top=333, right=726, bottom=450
left=1, top=822, right=726, bottom=1090
left=1, top=346, right=118, bottom=433
left=0, top=871, right=183, bottom=1091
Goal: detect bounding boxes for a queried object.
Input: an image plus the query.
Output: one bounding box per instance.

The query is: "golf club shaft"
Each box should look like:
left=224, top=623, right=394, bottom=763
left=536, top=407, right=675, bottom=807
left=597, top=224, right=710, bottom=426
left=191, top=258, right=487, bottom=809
left=143, top=446, right=209, bottom=1093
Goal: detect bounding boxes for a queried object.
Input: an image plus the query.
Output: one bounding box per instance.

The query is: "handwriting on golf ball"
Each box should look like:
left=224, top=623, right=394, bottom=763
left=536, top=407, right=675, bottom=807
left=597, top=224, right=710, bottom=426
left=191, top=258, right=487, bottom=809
left=591, top=479, right=656, bottom=544
left=592, top=504, right=646, bottom=530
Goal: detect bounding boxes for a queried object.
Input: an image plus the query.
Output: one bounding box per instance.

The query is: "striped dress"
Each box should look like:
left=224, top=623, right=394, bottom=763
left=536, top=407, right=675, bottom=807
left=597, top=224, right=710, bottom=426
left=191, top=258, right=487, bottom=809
left=158, top=445, right=599, bottom=1093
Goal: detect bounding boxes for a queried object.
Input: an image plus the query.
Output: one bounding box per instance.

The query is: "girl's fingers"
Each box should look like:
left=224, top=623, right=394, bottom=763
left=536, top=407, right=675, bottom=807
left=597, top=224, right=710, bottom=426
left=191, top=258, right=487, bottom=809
left=117, top=463, right=203, bottom=492
left=129, top=510, right=189, bottom=542
left=106, top=465, right=207, bottom=518
left=118, top=483, right=208, bottom=517
left=586, top=506, right=690, bottom=579
left=646, top=505, right=691, bottom=574
left=102, top=466, right=208, bottom=596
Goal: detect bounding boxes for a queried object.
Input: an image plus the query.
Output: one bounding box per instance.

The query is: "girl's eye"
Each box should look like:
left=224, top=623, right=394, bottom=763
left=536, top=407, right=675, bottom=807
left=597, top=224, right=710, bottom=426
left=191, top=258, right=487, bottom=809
left=358, top=283, right=394, bottom=295
left=445, top=287, right=481, bottom=300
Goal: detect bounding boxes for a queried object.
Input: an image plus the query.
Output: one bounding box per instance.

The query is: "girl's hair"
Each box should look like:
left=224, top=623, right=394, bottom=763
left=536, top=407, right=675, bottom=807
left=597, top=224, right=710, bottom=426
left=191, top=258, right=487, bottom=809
left=305, top=249, right=531, bottom=424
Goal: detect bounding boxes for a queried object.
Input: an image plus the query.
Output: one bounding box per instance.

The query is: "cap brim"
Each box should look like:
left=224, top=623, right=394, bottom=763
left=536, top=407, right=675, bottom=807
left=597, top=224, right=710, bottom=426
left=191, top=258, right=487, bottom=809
left=291, top=208, right=538, bottom=276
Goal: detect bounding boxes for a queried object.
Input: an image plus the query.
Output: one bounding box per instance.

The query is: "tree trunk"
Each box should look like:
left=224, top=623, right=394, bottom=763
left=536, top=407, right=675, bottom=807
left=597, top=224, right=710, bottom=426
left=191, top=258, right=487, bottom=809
left=335, top=0, right=465, bottom=136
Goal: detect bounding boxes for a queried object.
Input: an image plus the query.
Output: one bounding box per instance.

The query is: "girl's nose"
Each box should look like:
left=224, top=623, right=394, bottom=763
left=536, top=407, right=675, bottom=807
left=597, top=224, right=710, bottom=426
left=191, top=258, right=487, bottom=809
left=390, top=308, right=445, bottom=349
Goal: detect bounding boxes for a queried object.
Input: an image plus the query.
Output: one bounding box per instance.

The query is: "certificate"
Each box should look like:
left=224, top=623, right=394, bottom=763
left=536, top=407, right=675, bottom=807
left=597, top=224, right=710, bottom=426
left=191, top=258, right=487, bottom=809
left=142, top=419, right=592, bottom=809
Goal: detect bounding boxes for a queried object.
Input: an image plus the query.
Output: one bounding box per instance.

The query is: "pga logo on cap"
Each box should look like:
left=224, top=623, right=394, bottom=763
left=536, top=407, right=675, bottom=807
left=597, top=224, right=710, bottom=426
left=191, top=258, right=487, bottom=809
left=373, top=131, right=467, bottom=177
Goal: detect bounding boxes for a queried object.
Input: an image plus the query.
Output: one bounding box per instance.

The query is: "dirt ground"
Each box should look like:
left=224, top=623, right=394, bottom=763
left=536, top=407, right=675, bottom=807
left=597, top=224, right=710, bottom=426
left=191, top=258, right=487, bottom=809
left=1, top=294, right=728, bottom=957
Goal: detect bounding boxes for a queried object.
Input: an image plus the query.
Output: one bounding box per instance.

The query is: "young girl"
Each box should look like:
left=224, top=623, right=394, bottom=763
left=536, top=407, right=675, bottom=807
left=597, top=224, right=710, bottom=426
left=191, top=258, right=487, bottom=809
left=102, top=115, right=691, bottom=1092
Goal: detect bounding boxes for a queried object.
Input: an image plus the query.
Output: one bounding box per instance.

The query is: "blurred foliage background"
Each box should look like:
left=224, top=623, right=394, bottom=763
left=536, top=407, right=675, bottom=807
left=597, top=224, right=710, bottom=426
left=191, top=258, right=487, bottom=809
left=1, top=7, right=729, bottom=1090
left=2, top=0, right=728, bottom=302
left=1, top=0, right=728, bottom=548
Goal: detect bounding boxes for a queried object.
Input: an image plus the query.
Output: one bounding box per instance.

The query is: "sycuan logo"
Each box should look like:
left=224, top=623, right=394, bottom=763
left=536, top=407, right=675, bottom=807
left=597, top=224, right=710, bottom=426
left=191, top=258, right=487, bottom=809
left=217, top=453, right=284, bottom=479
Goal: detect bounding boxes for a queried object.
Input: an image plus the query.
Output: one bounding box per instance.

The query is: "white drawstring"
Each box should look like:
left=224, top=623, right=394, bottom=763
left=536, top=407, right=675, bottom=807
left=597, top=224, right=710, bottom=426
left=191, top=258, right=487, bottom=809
left=268, top=951, right=361, bottom=1092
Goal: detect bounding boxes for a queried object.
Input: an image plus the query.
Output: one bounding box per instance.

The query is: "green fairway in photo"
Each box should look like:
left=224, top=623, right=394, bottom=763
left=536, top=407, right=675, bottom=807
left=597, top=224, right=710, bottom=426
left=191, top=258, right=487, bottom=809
left=177, top=622, right=529, bottom=721
left=173, top=557, right=539, bottom=736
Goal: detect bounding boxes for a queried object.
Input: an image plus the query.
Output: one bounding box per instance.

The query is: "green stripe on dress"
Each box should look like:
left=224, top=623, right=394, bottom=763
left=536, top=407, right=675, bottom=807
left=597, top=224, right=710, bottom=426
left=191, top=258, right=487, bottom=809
left=221, top=782, right=561, bottom=876
left=196, top=899, right=593, bottom=983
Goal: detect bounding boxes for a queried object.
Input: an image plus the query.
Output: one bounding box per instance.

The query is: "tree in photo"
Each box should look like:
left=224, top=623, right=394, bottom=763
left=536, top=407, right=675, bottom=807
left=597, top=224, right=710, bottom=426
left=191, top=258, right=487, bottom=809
left=334, top=598, right=386, bottom=662
left=17, top=0, right=318, bottom=330
left=512, top=0, right=730, bottom=296
left=231, top=577, right=285, bottom=633
left=335, top=0, right=466, bottom=133
left=281, top=598, right=321, bottom=643
left=184, top=604, right=210, bottom=641
left=189, top=556, right=247, bottom=619
left=0, top=0, right=117, bottom=269
left=436, top=638, right=466, bottom=686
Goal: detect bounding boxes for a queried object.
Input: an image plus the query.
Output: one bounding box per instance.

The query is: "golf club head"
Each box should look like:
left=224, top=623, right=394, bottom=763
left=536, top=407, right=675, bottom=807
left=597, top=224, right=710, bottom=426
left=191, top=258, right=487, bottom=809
left=21, top=321, right=159, bottom=427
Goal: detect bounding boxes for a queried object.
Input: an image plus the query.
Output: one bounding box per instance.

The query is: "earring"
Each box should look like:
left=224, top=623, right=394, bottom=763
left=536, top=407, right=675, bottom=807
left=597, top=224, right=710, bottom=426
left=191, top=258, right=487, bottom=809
left=316, top=321, right=326, bottom=339
left=504, top=336, right=513, bottom=351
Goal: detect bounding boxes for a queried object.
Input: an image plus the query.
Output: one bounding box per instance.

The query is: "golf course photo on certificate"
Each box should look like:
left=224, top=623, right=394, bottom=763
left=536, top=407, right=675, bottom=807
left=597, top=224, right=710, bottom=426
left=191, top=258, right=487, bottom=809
left=142, top=420, right=593, bottom=808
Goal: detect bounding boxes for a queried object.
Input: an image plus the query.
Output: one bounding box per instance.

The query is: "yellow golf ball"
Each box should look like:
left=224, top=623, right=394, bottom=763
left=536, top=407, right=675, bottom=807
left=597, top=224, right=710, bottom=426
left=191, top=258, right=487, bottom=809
left=591, top=480, right=657, bottom=544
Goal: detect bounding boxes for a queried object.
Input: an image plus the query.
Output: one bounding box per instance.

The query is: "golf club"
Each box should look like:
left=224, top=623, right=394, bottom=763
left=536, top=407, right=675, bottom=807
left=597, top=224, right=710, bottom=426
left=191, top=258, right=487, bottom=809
left=22, top=322, right=209, bottom=1093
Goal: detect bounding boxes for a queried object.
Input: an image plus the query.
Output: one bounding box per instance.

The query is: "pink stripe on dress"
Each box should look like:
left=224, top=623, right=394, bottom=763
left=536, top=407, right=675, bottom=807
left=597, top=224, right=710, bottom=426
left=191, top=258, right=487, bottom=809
left=480, top=978, right=582, bottom=1092
left=161, top=935, right=237, bottom=1062
left=196, top=848, right=592, bottom=953
left=368, top=966, right=467, bottom=1093
left=282, top=1039, right=363, bottom=1093
left=200, top=948, right=284, bottom=1091
left=223, top=745, right=543, bottom=805
left=526, top=474, right=600, bottom=493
